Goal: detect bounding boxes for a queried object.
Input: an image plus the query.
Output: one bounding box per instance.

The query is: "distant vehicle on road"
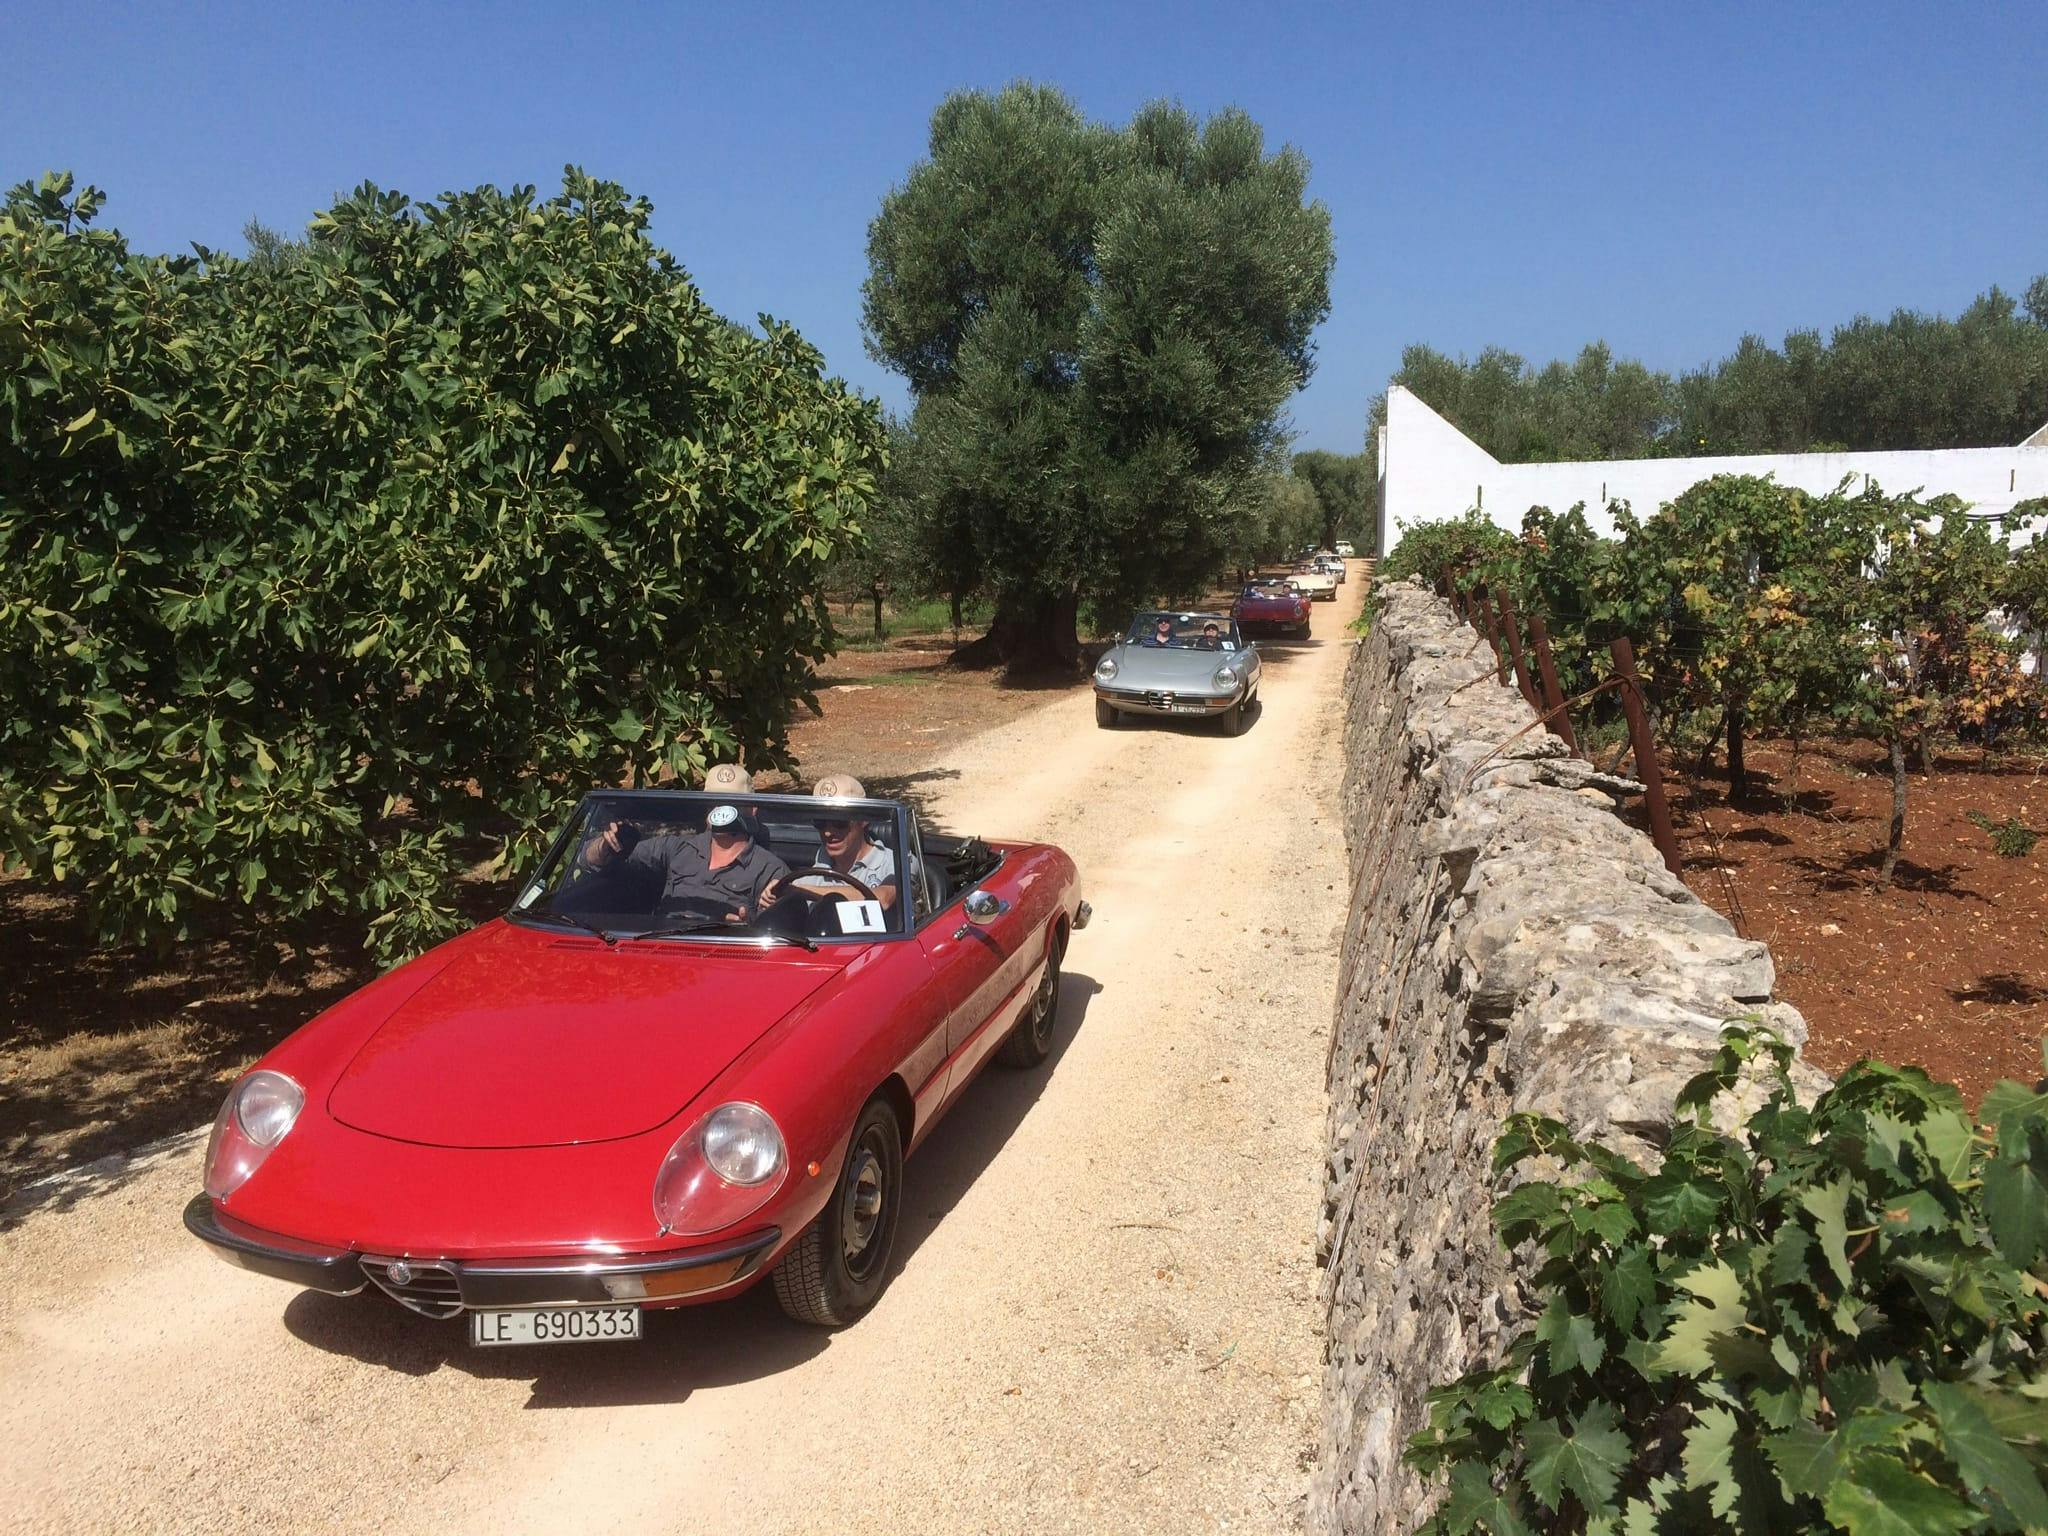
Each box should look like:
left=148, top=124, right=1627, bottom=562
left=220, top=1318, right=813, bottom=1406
left=1232, top=578, right=1312, bottom=639
left=1093, top=610, right=1261, bottom=735
left=1289, top=561, right=1338, bottom=601
left=1334, top=540, right=1356, bottom=559
left=1315, top=555, right=1346, bottom=585
left=186, top=789, right=1088, bottom=1338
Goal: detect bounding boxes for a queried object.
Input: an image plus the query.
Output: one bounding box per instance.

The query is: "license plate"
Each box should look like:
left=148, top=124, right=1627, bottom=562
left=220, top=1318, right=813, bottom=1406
left=470, top=1305, right=642, bottom=1347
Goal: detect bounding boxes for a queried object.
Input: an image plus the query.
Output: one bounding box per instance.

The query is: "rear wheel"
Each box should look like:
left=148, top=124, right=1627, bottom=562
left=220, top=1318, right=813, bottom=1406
left=1095, top=697, right=1118, bottom=728
left=999, top=929, right=1065, bottom=1067
left=772, top=1097, right=903, bottom=1327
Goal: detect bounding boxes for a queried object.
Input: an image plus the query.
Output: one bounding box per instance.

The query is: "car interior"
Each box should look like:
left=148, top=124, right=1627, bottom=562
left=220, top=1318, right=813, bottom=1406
left=536, top=800, right=1005, bottom=939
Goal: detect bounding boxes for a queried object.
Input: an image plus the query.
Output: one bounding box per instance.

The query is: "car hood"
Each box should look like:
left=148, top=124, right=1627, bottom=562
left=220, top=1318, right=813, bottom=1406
left=326, top=923, right=845, bottom=1149
left=1104, top=645, right=1247, bottom=691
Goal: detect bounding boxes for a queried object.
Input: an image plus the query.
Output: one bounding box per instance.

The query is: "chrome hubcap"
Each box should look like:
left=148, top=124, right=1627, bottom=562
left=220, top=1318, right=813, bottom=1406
left=842, top=1146, right=885, bottom=1270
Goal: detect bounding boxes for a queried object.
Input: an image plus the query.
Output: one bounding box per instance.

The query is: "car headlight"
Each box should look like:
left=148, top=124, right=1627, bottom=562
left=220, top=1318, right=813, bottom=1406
left=203, top=1070, right=305, bottom=1199
left=1095, top=655, right=1118, bottom=680
left=653, top=1101, right=788, bottom=1236
left=1214, top=666, right=1239, bottom=688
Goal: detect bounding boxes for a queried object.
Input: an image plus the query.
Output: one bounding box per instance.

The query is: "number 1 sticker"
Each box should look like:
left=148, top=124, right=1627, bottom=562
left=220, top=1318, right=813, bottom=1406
left=835, top=900, right=887, bottom=934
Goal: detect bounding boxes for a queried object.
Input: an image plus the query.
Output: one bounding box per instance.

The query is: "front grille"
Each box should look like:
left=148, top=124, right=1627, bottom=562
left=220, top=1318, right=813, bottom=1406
left=360, top=1256, right=465, bottom=1318
left=1143, top=690, right=1177, bottom=708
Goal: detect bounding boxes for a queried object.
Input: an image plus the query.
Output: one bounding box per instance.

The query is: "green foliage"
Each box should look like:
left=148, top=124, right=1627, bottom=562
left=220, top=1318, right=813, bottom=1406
left=1382, top=509, right=1517, bottom=587
left=0, top=169, right=885, bottom=960
left=863, top=84, right=1335, bottom=663
left=1293, top=448, right=1376, bottom=549
left=1967, top=812, right=2041, bottom=860
left=1407, top=1026, right=2048, bottom=1535
left=1367, top=278, right=2048, bottom=463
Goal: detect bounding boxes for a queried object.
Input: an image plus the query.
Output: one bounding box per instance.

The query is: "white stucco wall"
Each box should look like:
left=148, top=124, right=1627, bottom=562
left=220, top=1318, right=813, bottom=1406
left=1377, top=384, right=2048, bottom=555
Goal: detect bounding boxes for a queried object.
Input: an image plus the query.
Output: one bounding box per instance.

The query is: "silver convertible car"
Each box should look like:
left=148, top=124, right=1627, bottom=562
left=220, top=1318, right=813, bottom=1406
left=1092, top=611, right=1262, bottom=736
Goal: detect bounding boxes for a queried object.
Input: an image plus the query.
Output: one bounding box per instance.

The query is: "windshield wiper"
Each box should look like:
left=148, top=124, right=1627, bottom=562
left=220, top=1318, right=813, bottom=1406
left=517, top=906, right=618, bottom=946
left=628, top=920, right=817, bottom=952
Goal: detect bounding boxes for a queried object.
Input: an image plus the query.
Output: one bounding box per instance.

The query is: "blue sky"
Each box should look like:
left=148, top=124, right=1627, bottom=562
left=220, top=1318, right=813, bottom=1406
left=5, top=0, right=2043, bottom=451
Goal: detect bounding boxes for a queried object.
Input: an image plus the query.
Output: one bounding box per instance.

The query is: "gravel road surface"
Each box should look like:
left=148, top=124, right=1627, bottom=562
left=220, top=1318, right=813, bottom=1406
left=2, top=576, right=1363, bottom=1535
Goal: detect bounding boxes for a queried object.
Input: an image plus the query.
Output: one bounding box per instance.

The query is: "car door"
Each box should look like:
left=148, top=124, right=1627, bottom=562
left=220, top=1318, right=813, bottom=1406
left=916, top=859, right=1037, bottom=1096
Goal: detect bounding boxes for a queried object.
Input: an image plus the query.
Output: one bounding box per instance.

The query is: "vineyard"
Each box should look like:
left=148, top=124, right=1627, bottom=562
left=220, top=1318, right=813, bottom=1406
left=1385, top=487, right=2048, bottom=1535
left=1386, top=479, right=2048, bottom=889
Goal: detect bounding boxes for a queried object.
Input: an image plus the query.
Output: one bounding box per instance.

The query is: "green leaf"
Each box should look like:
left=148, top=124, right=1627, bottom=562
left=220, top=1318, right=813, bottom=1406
left=609, top=708, right=646, bottom=742
left=1657, top=1261, right=1747, bottom=1375
left=64, top=406, right=97, bottom=431
left=1524, top=1403, right=1630, bottom=1516
left=1820, top=1453, right=1982, bottom=1536
left=1534, top=1295, right=1605, bottom=1375
left=1438, top=1462, right=1535, bottom=1536
left=1922, top=1380, right=2048, bottom=1529
left=1980, top=1078, right=2048, bottom=1132
left=1599, top=1247, right=1656, bottom=1332
left=1982, top=1122, right=2048, bottom=1268
left=1801, top=1174, right=1856, bottom=1291
left=1642, top=1171, right=1723, bottom=1236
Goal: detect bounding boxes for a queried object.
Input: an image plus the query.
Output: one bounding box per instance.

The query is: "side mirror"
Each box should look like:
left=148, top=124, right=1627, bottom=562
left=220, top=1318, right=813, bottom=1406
left=963, top=889, right=1006, bottom=924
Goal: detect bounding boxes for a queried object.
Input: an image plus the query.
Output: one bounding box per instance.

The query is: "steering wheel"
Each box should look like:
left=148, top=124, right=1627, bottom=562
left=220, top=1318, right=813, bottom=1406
left=772, top=869, right=885, bottom=938
left=778, top=869, right=882, bottom=905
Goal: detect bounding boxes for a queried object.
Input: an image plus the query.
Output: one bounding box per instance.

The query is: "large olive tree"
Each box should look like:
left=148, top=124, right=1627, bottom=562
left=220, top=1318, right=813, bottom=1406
left=863, top=85, right=1334, bottom=668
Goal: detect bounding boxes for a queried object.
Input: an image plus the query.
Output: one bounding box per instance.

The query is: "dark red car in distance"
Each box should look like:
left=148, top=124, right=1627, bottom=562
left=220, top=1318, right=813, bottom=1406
left=185, top=789, right=1088, bottom=1342
left=1232, top=578, right=1312, bottom=639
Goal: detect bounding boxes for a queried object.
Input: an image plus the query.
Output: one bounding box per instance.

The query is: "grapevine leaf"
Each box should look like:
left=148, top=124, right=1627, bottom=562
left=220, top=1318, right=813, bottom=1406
left=1600, top=1247, right=1656, bottom=1332
left=1682, top=1405, right=1740, bottom=1517
left=1820, top=1454, right=1982, bottom=1536
left=1439, top=1462, right=1535, bottom=1536
left=1801, top=1174, right=1855, bottom=1291
left=1657, top=1261, right=1746, bottom=1375
left=1922, top=1380, right=2048, bottom=1529
left=1982, top=1122, right=2048, bottom=1268
left=1981, top=1079, right=2048, bottom=1132
left=1524, top=1402, right=1630, bottom=1516
left=1642, top=1170, right=1723, bottom=1237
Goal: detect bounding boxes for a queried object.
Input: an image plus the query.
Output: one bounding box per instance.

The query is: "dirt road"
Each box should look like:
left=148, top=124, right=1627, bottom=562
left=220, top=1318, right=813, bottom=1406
left=1, top=576, right=1364, bottom=1536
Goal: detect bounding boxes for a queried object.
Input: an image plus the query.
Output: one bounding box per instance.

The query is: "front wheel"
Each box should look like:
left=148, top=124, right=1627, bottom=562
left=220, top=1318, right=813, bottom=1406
left=1220, top=699, right=1246, bottom=737
left=1095, top=697, right=1118, bottom=728
left=999, top=930, right=1065, bottom=1067
left=772, top=1097, right=903, bottom=1327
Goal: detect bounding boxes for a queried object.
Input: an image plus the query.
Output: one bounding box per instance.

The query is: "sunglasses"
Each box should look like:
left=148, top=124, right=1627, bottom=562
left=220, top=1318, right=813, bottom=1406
left=819, top=819, right=859, bottom=835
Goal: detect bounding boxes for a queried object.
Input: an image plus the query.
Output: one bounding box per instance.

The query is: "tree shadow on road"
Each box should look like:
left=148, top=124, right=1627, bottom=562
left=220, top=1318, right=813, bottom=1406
left=281, top=969, right=1103, bottom=1409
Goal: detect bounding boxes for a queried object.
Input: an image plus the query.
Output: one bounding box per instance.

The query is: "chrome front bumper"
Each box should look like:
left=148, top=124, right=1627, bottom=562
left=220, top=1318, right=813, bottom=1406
left=184, top=1194, right=779, bottom=1316
left=1094, top=686, right=1236, bottom=718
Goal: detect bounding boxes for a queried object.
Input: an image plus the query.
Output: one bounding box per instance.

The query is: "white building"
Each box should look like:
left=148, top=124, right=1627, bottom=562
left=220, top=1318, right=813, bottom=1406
left=1376, top=383, right=2048, bottom=554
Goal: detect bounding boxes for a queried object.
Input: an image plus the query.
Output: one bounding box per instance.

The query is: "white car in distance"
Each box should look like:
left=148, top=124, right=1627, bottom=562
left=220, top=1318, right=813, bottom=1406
left=1290, top=561, right=1338, bottom=601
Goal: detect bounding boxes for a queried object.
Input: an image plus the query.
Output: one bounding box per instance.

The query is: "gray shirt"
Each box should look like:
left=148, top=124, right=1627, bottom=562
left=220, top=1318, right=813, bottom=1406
left=813, top=840, right=898, bottom=892
left=616, top=830, right=788, bottom=917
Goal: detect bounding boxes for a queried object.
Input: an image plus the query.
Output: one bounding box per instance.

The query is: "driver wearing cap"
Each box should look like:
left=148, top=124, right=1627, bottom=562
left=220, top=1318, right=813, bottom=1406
left=759, top=772, right=909, bottom=912
left=579, top=764, right=788, bottom=923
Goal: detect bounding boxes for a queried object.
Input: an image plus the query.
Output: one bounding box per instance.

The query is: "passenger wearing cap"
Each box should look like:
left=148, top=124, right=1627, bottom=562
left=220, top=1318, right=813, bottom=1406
left=578, top=765, right=788, bottom=923
left=759, top=773, right=910, bottom=913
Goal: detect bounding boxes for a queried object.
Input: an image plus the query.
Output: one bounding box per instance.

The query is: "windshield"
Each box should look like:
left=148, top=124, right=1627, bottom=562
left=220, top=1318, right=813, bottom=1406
left=512, top=792, right=914, bottom=942
left=1123, top=612, right=1243, bottom=649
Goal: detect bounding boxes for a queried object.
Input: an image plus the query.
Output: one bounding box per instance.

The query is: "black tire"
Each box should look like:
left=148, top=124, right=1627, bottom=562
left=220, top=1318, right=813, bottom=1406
left=1220, top=698, right=1246, bottom=737
left=999, top=929, right=1065, bottom=1067
left=772, top=1097, right=903, bottom=1327
left=1294, top=620, right=1310, bottom=640
left=1095, top=697, right=1117, bottom=729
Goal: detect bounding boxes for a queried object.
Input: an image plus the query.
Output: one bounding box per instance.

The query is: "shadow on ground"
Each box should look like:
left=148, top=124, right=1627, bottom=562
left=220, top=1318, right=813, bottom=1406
left=281, top=971, right=1103, bottom=1408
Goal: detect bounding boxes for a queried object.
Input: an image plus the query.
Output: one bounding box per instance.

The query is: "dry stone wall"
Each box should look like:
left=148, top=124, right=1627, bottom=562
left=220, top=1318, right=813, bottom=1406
left=1313, top=579, right=1819, bottom=1533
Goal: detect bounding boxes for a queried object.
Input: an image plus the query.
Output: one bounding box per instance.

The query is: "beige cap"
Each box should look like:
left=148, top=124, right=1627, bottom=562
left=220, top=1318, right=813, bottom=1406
left=811, top=772, right=865, bottom=800
left=703, top=763, right=754, bottom=793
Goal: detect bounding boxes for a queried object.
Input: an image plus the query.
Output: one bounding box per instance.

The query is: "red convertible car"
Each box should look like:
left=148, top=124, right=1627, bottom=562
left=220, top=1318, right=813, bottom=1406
left=186, top=789, right=1087, bottom=1340
left=1232, top=578, right=1312, bottom=638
